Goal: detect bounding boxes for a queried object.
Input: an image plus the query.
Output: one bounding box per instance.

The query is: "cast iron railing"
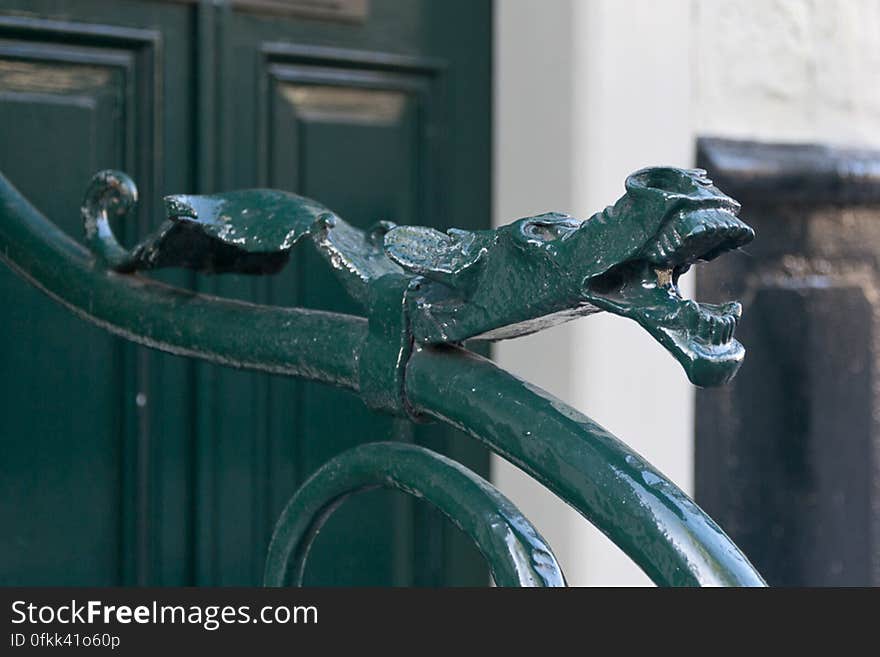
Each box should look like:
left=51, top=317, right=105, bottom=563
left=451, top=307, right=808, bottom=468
left=0, top=166, right=766, bottom=586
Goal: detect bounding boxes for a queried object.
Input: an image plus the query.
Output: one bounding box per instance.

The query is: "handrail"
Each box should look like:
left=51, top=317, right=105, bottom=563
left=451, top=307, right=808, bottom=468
left=0, top=172, right=364, bottom=388
left=0, top=170, right=767, bottom=586
left=407, top=346, right=765, bottom=586
left=263, top=442, right=566, bottom=587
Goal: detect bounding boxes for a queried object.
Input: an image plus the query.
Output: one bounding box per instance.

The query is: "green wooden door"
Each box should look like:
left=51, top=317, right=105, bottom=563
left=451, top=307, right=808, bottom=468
left=0, top=0, right=491, bottom=586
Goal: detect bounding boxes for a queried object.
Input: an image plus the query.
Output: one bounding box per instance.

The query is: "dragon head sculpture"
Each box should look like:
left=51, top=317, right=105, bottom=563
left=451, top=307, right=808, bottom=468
left=385, top=167, right=754, bottom=387
left=576, top=167, right=752, bottom=386
left=83, top=166, right=753, bottom=388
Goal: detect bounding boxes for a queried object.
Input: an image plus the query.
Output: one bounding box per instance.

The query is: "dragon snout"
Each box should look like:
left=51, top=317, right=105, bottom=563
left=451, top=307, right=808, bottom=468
left=641, top=206, right=754, bottom=268
left=582, top=200, right=754, bottom=387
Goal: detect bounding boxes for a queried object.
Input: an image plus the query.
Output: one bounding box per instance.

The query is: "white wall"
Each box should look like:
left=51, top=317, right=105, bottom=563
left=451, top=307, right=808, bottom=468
left=493, top=0, right=586, bottom=584
left=694, top=0, right=880, bottom=147
left=493, top=0, right=880, bottom=586
left=493, top=0, right=694, bottom=586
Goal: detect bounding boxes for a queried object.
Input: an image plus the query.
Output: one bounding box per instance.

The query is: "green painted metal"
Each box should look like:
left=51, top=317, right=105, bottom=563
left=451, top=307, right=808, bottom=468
left=406, top=345, right=766, bottom=587
left=263, top=442, right=566, bottom=587
left=88, top=167, right=753, bottom=388
left=0, top=162, right=767, bottom=586
left=0, top=172, right=363, bottom=388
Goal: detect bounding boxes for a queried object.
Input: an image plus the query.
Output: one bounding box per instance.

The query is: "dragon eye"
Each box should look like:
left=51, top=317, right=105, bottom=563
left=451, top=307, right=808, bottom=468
left=524, top=222, right=558, bottom=240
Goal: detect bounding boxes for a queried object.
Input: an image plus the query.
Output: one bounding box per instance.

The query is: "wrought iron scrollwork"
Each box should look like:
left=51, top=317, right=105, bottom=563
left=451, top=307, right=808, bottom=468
left=263, top=442, right=566, bottom=587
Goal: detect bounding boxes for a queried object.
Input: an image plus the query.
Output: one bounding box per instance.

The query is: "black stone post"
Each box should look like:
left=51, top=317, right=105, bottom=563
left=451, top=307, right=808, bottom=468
left=696, top=137, right=880, bottom=586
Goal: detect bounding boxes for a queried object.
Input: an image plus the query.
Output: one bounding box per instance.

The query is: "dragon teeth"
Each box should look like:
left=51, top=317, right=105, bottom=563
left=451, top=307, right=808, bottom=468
left=694, top=305, right=739, bottom=346
left=642, top=207, right=754, bottom=267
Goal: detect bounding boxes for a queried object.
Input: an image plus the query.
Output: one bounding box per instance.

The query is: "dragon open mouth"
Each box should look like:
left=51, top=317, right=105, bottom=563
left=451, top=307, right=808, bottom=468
left=583, top=204, right=754, bottom=387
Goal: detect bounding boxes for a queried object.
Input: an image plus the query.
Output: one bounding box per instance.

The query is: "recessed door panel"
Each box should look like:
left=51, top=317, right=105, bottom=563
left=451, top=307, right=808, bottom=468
left=0, top=31, right=148, bottom=585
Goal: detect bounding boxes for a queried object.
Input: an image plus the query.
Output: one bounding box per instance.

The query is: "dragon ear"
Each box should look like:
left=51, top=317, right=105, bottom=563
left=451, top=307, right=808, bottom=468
left=383, top=226, right=487, bottom=288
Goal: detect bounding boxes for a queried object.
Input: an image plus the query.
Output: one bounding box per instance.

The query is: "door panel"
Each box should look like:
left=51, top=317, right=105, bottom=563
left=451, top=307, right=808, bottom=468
left=0, top=0, right=491, bottom=586
left=265, top=51, right=433, bottom=585
left=0, top=6, right=194, bottom=585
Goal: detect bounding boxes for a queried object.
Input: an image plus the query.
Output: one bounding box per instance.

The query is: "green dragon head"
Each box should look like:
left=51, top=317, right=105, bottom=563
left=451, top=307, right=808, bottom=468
left=88, top=165, right=753, bottom=388
left=386, top=167, right=754, bottom=387
left=571, top=167, right=753, bottom=386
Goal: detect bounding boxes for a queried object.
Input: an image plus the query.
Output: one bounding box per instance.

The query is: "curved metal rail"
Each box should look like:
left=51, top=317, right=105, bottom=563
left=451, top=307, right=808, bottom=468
left=0, top=171, right=766, bottom=587
left=263, top=442, right=566, bottom=587
left=407, top=347, right=765, bottom=586
left=0, top=172, right=364, bottom=388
